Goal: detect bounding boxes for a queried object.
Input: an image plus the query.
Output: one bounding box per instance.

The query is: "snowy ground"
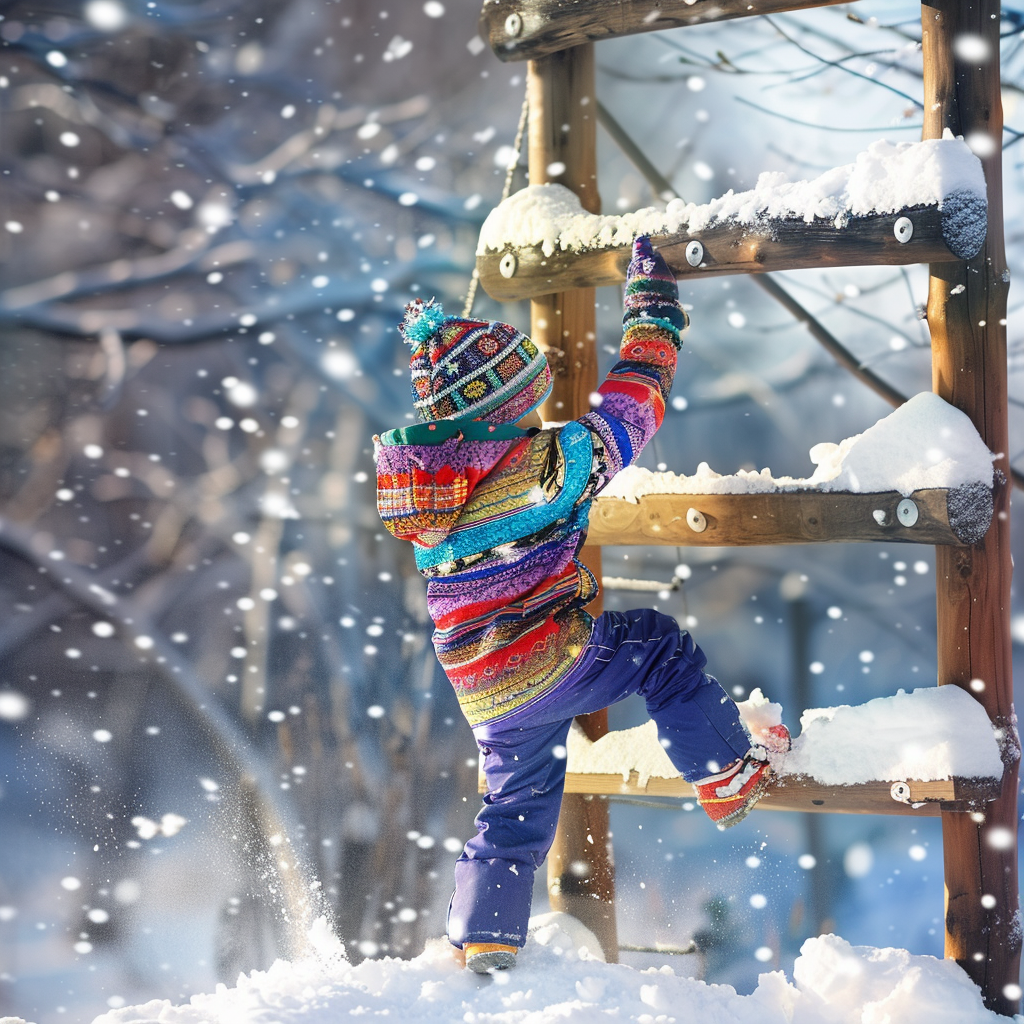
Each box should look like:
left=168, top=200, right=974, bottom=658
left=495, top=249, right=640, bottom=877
left=0, top=914, right=1009, bottom=1024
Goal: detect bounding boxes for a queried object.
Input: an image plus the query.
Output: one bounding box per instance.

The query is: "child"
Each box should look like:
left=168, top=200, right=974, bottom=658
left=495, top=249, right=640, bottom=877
left=374, top=237, right=786, bottom=973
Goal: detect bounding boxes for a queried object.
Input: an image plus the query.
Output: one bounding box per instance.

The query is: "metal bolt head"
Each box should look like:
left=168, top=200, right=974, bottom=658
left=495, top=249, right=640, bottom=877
left=686, top=507, right=707, bottom=533
left=894, top=216, right=914, bottom=243
left=504, top=12, right=523, bottom=37
left=897, top=498, right=919, bottom=527
left=499, top=252, right=517, bottom=279
left=685, top=239, right=704, bottom=267
left=891, top=781, right=912, bottom=803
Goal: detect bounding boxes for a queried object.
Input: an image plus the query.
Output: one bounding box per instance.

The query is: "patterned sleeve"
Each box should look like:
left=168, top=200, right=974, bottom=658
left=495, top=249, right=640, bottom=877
left=578, top=235, right=688, bottom=496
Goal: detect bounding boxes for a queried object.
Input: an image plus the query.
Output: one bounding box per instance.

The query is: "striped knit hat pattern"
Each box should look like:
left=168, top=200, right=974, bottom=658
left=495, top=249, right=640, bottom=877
left=400, top=299, right=552, bottom=424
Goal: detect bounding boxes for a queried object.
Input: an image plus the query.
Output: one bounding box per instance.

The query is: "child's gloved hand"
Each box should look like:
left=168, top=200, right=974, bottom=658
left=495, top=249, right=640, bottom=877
left=623, top=235, right=689, bottom=341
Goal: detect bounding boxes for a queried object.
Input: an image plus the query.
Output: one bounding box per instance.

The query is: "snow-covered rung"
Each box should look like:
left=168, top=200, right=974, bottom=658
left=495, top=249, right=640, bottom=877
left=589, top=393, right=996, bottom=548
left=541, top=687, right=1005, bottom=817
left=480, top=0, right=849, bottom=63
left=477, top=137, right=986, bottom=301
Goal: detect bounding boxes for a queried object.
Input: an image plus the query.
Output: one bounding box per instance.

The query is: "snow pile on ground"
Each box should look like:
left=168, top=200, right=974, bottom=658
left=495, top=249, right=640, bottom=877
left=478, top=132, right=984, bottom=256
left=68, top=913, right=1017, bottom=1024
left=601, top=392, right=995, bottom=501
left=568, top=685, right=1003, bottom=786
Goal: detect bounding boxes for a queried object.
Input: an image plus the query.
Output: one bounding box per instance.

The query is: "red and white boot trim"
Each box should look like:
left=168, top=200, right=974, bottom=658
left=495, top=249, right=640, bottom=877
left=694, top=729, right=789, bottom=829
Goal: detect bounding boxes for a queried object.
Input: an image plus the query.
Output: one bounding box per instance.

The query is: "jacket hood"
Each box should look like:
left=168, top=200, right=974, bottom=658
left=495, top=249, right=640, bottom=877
left=374, top=419, right=529, bottom=549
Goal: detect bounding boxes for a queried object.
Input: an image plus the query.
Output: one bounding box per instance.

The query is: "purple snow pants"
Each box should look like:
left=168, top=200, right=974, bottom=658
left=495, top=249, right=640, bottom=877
left=447, top=607, right=752, bottom=949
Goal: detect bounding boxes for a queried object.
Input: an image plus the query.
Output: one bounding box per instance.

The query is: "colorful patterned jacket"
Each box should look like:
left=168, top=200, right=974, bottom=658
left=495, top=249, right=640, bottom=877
left=374, top=243, right=686, bottom=727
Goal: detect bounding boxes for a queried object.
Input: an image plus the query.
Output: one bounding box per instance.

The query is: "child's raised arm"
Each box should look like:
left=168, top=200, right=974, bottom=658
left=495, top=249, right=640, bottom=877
left=579, top=235, right=688, bottom=495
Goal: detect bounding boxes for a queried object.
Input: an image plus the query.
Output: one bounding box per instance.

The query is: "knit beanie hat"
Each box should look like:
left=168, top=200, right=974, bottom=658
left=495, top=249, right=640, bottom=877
left=399, top=299, right=552, bottom=424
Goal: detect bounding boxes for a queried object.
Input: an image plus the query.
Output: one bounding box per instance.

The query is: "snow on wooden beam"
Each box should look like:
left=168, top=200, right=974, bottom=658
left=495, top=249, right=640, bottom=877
left=588, top=394, right=996, bottom=547
left=588, top=394, right=996, bottom=549
left=479, top=200, right=982, bottom=300
left=480, top=0, right=852, bottom=63
left=528, top=687, right=1006, bottom=816
left=476, top=137, right=987, bottom=300
left=587, top=486, right=993, bottom=549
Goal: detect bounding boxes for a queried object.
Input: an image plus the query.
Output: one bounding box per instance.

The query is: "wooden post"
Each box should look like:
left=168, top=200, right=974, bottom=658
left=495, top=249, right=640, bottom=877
left=922, top=2, right=1020, bottom=1015
left=786, top=593, right=830, bottom=935
left=527, top=44, right=618, bottom=963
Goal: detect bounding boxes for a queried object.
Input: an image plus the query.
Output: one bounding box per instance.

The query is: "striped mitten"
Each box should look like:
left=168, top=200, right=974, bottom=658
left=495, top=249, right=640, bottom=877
left=623, top=235, right=688, bottom=348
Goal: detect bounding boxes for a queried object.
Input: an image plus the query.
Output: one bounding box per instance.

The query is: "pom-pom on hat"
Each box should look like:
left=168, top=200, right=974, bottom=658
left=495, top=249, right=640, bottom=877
left=399, top=299, right=552, bottom=424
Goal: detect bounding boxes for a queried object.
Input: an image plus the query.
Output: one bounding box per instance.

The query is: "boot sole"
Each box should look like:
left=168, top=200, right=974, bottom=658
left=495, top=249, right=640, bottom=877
left=467, top=949, right=517, bottom=973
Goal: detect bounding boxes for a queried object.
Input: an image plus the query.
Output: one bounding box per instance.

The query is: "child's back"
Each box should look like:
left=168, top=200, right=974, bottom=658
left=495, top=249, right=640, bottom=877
left=376, top=237, right=682, bottom=725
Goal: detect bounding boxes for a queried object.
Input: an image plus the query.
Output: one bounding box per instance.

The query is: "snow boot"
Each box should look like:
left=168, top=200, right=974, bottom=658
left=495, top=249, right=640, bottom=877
left=695, top=738, right=785, bottom=829
left=464, top=942, right=518, bottom=973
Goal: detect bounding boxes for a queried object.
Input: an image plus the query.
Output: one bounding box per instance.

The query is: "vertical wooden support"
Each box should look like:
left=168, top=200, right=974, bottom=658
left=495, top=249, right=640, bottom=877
left=922, top=2, right=1020, bottom=1014
left=527, top=45, right=619, bottom=963
left=787, top=594, right=831, bottom=934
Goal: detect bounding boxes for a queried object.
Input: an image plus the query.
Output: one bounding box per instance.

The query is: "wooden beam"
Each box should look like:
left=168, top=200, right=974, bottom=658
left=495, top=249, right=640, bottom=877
left=762, top=775, right=1000, bottom=815
left=477, top=198, right=985, bottom=301
left=923, top=2, right=1019, bottom=1016
left=488, top=771, right=1001, bottom=817
left=587, top=486, right=992, bottom=549
left=527, top=45, right=619, bottom=965
left=480, top=0, right=852, bottom=63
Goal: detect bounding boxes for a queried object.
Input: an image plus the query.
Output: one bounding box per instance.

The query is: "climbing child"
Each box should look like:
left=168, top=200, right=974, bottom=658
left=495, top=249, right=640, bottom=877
left=374, top=236, right=787, bottom=973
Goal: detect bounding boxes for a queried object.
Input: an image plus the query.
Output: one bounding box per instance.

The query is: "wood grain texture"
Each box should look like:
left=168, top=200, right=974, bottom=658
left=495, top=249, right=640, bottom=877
left=922, top=2, right=1019, bottom=1015
left=527, top=46, right=619, bottom=965
left=586, top=488, right=990, bottom=549
left=477, top=202, right=982, bottom=302
left=480, top=0, right=851, bottom=62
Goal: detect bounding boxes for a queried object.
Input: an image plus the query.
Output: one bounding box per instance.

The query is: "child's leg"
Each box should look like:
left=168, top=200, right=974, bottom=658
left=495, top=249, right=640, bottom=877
left=541, top=608, right=752, bottom=781
left=448, top=716, right=573, bottom=949
left=449, top=608, right=754, bottom=948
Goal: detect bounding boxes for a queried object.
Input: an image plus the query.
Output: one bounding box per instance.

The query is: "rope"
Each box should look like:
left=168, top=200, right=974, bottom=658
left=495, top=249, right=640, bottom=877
left=462, top=86, right=530, bottom=317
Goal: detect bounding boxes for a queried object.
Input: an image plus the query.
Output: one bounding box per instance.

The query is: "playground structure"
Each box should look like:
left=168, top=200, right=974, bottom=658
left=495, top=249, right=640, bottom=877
left=474, top=1, right=1017, bottom=1014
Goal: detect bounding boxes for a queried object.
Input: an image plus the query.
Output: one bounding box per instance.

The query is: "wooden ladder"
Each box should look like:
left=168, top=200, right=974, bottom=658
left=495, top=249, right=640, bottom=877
left=473, top=0, right=1017, bottom=1014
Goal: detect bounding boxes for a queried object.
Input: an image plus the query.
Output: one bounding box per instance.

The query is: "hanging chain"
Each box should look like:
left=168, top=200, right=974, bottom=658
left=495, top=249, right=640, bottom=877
left=462, top=86, right=530, bottom=317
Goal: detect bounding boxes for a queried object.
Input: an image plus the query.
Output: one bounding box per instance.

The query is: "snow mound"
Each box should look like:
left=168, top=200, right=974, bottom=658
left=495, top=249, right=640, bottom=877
left=782, top=685, right=1003, bottom=785
left=568, top=686, right=1002, bottom=787
left=86, top=920, right=1016, bottom=1024
left=601, top=392, right=995, bottom=501
left=478, top=133, right=985, bottom=257
left=790, top=935, right=1018, bottom=1024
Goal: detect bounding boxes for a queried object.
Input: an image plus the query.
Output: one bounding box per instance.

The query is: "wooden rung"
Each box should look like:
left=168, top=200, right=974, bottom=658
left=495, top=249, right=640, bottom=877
left=480, top=0, right=852, bottom=63
left=586, top=486, right=993, bottom=549
left=477, top=200, right=985, bottom=302
left=553, top=771, right=1002, bottom=816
